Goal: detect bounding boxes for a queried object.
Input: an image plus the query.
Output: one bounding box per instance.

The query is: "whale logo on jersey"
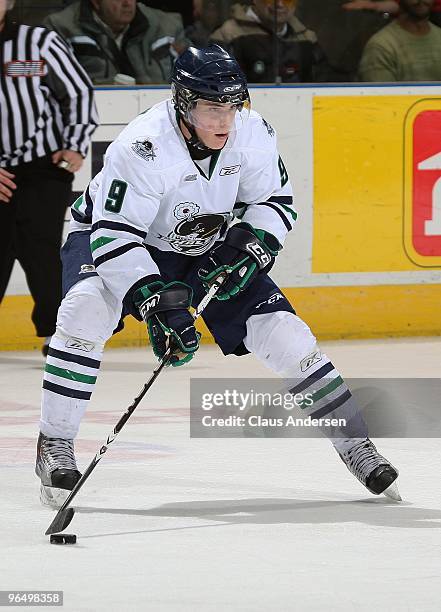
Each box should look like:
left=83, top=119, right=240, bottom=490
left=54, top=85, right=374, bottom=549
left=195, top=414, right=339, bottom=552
left=157, top=202, right=230, bottom=255
left=131, top=139, right=157, bottom=161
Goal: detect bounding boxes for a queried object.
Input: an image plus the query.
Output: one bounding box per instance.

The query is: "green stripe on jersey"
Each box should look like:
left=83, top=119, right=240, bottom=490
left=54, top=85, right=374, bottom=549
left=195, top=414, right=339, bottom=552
left=278, top=203, right=298, bottom=222
left=45, top=364, right=97, bottom=385
left=90, top=236, right=117, bottom=253
left=72, top=195, right=84, bottom=212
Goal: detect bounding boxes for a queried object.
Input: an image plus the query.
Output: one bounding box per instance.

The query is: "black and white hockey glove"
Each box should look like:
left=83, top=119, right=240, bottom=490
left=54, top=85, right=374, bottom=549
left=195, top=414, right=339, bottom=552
left=198, top=223, right=281, bottom=301
left=133, top=280, right=200, bottom=367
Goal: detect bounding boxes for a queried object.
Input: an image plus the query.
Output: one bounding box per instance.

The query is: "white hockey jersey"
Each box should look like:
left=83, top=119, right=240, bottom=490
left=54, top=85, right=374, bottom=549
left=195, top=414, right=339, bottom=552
left=70, top=99, right=296, bottom=301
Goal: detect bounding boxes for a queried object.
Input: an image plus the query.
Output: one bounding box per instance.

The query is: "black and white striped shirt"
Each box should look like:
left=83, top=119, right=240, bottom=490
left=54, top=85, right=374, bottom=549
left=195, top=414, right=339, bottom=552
left=0, top=19, right=98, bottom=167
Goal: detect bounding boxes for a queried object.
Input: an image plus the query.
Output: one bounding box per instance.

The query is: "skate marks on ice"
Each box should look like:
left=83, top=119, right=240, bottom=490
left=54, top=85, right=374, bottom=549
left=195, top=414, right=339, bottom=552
left=75, top=496, right=441, bottom=540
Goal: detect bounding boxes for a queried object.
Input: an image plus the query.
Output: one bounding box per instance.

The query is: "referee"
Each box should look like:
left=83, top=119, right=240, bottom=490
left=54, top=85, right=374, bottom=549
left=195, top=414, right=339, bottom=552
left=0, top=0, right=98, bottom=354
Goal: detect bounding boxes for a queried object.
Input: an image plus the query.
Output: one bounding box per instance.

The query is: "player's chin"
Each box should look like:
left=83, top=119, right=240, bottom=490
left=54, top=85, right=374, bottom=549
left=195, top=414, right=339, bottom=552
left=209, top=133, right=229, bottom=149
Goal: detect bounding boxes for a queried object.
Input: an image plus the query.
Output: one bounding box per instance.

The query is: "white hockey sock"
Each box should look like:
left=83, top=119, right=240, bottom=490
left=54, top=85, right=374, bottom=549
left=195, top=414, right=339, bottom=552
left=40, top=333, right=103, bottom=439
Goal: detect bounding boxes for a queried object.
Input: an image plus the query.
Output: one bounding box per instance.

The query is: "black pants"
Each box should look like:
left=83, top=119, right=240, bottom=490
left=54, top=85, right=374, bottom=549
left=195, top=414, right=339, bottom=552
left=0, top=156, right=73, bottom=337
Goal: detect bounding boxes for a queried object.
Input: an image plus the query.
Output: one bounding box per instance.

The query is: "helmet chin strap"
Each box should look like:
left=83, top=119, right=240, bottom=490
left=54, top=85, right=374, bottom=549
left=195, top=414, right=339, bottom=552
left=180, top=117, right=218, bottom=159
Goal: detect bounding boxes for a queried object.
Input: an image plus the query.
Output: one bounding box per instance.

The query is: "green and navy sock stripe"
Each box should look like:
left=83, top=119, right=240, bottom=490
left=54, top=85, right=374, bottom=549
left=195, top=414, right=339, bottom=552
left=93, top=242, right=146, bottom=268
left=288, top=362, right=335, bottom=396
left=44, top=363, right=97, bottom=393
left=42, top=380, right=92, bottom=400
left=304, top=375, right=345, bottom=407
left=288, top=361, right=352, bottom=418
left=44, top=363, right=97, bottom=385
left=91, top=220, right=147, bottom=240
left=309, top=389, right=352, bottom=420
left=47, top=347, right=100, bottom=369
left=299, top=375, right=351, bottom=415
left=43, top=347, right=101, bottom=400
left=45, top=355, right=99, bottom=381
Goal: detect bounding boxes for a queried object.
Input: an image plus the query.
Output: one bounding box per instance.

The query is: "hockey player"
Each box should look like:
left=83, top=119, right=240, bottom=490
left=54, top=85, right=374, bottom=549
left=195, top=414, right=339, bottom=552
left=36, top=45, right=399, bottom=507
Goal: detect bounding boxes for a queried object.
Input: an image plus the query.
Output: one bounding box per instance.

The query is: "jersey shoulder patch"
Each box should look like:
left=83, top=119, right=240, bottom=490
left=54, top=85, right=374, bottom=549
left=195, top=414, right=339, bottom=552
left=131, top=138, right=158, bottom=162
left=117, top=104, right=188, bottom=172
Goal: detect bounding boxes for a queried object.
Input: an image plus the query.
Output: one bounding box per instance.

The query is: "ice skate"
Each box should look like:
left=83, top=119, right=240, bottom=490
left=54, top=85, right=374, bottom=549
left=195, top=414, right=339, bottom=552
left=338, top=438, right=401, bottom=500
left=35, top=432, right=81, bottom=508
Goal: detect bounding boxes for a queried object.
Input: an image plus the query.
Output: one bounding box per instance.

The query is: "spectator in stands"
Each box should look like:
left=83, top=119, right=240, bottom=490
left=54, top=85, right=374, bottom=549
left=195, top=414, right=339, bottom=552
left=296, top=0, right=394, bottom=81
left=358, top=0, right=441, bottom=81
left=140, top=0, right=194, bottom=28
left=211, top=0, right=327, bottom=83
left=344, top=0, right=441, bottom=28
left=44, top=0, right=188, bottom=84
left=343, top=1, right=399, bottom=17
left=186, top=0, right=231, bottom=48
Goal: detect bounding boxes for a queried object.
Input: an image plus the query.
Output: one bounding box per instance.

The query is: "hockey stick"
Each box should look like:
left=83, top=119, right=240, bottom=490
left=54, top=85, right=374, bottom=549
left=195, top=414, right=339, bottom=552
left=45, top=275, right=225, bottom=536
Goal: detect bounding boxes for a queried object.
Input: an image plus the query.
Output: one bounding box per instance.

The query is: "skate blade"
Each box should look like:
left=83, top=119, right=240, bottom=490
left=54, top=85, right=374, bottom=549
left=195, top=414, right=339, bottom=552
left=39, top=484, right=70, bottom=509
left=382, top=481, right=402, bottom=502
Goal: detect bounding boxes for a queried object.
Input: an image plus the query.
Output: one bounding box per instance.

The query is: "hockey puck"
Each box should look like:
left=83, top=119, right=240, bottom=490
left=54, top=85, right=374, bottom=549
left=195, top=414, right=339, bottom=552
left=49, top=534, right=77, bottom=545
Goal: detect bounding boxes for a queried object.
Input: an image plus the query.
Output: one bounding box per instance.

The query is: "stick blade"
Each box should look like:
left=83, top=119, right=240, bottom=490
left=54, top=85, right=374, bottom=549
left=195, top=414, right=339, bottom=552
left=45, top=507, right=75, bottom=535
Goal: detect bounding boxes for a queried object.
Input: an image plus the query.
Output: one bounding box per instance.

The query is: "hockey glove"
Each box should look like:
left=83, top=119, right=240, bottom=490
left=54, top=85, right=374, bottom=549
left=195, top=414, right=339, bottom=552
left=133, top=280, right=200, bottom=367
left=198, top=222, right=281, bottom=301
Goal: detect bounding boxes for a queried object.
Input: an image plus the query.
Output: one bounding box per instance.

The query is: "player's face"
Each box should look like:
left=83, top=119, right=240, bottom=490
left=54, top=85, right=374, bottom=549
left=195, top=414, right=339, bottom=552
left=253, top=0, right=296, bottom=27
left=191, top=100, right=239, bottom=149
left=91, top=0, right=136, bottom=31
left=401, top=0, right=433, bottom=19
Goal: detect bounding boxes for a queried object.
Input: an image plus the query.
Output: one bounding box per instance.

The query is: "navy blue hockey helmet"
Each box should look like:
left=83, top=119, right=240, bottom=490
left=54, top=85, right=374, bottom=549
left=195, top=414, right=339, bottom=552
left=171, top=45, right=250, bottom=121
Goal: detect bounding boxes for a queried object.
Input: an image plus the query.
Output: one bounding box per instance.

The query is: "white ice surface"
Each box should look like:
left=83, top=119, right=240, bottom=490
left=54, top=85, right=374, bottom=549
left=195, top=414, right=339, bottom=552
left=0, top=339, right=440, bottom=611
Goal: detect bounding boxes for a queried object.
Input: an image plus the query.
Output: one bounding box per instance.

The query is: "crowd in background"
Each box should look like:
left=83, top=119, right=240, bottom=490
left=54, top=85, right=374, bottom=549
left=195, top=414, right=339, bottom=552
left=6, top=0, right=441, bottom=85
